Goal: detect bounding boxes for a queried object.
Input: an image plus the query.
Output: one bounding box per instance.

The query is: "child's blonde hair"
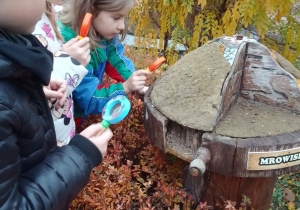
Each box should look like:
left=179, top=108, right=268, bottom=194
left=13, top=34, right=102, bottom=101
left=59, top=0, right=134, bottom=50
left=45, top=2, right=63, bottom=41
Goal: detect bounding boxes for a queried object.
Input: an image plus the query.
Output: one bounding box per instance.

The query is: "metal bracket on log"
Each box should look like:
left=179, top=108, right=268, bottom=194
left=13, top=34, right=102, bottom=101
left=189, top=147, right=211, bottom=177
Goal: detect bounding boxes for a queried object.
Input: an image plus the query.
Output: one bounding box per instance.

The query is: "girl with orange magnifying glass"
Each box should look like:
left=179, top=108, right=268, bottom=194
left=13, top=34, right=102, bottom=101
left=58, top=0, right=158, bottom=127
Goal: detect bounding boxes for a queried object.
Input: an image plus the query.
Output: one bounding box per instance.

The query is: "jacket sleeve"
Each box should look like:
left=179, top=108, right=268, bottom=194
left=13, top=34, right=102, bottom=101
left=73, top=40, right=135, bottom=116
left=52, top=52, right=88, bottom=96
left=58, top=21, right=125, bottom=117
left=73, top=53, right=127, bottom=116
left=0, top=103, right=102, bottom=210
left=104, top=40, right=135, bottom=82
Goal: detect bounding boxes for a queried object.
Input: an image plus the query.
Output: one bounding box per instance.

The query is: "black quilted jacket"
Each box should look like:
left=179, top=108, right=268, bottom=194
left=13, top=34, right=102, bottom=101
left=0, top=31, right=103, bottom=210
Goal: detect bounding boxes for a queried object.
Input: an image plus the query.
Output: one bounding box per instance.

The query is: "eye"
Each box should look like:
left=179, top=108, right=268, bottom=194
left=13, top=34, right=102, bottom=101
left=113, top=16, right=120, bottom=20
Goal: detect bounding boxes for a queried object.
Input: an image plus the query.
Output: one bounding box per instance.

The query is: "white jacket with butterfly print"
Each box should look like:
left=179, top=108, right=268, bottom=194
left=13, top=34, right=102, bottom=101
left=33, top=13, right=88, bottom=145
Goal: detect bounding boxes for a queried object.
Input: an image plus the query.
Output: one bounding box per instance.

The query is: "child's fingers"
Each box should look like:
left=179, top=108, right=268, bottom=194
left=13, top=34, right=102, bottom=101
left=83, top=48, right=90, bottom=57
left=56, top=89, right=67, bottom=108
left=82, top=41, right=90, bottom=51
left=62, top=37, right=79, bottom=48
left=81, top=124, right=113, bottom=140
left=48, top=78, right=67, bottom=90
left=80, top=123, right=103, bottom=138
left=46, top=79, right=67, bottom=108
left=43, top=87, right=63, bottom=99
left=57, top=80, right=67, bottom=92
left=92, top=128, right=113, bottom=156
left=96, top=128, right=113, bottom=140
left=135, top=69, right=152, bottom=76
left=74, top=37, right=90, bottom=48
left=132, top=81, right=146, bottom=91
left=136, top=75, right=147, bottom=81
left=136, top=80, right=146, bottom=87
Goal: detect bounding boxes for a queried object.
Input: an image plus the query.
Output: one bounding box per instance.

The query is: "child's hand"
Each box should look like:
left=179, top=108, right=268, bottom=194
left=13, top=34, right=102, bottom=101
left=43, top=78, right=67, bottom=109
left=136, top=86, right=149, bottom=95
left=123, top=70, right=151, bottom=94
left=61, top=37, right=91, bottom=67
left=80, top=123, right=113, bottom=157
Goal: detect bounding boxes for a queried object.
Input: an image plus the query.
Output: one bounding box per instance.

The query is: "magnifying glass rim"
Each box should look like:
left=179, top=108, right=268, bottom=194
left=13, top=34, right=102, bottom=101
left=148, top=56, right=166, bottom=72
left=102, top=95, right=131, bottom=124
left=80, top=13, right=93, bottom=38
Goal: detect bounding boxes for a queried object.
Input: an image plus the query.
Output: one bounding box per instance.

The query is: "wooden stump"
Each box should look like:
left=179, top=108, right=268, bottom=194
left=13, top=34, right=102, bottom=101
left=144, top=87, right=300, bottom=209
left=144, top=35, right=300, bottom=209
left=203, top=172, right=276, bottom=209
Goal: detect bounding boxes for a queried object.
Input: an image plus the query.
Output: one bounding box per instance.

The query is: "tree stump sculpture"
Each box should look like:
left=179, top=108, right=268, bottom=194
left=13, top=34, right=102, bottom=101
left=144, top=35, right=300, bottom=209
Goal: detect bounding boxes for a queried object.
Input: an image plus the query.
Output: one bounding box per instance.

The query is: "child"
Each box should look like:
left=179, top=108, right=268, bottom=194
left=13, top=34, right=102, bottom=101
left=33, top=0, right=90, bottom=145
left=58, top=0, right=151, bottom=126
left=0, top=0, right=112, bottom=209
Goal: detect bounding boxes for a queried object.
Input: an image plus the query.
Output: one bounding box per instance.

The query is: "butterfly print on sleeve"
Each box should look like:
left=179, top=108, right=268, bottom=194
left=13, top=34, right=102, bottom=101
left=65, top=73, right=80, bottom=88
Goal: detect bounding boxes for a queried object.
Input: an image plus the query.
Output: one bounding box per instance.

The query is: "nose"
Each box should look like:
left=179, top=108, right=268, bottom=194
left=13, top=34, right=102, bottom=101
left=117, top=19, right=125, bottom=31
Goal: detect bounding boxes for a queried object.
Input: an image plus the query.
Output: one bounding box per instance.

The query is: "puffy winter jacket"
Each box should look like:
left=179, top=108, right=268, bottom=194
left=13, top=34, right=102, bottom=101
left=0, top=31, right=103, bottom=210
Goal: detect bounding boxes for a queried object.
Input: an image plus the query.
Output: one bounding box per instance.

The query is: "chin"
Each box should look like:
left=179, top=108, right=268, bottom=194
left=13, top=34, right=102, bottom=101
left=58, top=1, right=65, bottom=6
left=17, top=27, right=35, bottom=35
left=103, top=36, right=114, bottom=40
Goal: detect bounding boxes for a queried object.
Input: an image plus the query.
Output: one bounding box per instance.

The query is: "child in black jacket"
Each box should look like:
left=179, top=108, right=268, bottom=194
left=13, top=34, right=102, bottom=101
left=0, top=0, right=112, bottom=209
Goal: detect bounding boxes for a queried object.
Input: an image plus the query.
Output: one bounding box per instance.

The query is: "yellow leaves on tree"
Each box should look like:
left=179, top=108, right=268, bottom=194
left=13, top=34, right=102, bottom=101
left=130, top=0, right=299, bottom=65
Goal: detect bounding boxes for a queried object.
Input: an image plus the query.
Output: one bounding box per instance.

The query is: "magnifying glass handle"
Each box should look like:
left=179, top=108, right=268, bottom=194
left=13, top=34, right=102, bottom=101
left=96, top=120, right=110, bottom=136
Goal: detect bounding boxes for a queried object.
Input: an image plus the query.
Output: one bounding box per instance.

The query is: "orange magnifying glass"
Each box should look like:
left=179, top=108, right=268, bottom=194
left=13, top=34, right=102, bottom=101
left=146, top=57, right=166, bottom=72
left=78, top=13, right=93, bottom=40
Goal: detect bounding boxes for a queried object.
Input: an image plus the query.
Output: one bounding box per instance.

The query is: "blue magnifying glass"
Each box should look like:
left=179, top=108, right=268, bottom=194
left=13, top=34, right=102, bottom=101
left=98, top=95, right=131, bottom=135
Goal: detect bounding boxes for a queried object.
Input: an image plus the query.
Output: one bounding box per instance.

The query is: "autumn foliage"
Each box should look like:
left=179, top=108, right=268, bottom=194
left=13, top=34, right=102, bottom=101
left=67, top=41, right=300, bottom=209
left=129, top=0, right=300, bottom=65
left=69, top=49, right=195, bottom=209
left=70, top=95, right=193, bottom=209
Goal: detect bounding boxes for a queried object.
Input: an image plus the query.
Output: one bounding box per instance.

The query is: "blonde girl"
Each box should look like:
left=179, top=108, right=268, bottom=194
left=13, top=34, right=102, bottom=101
left=59, top=0, right=151, bottom=126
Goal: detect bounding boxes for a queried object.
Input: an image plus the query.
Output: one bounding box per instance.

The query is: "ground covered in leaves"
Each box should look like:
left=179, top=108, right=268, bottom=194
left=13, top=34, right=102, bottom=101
left=68, top=47, right=300, bottom=210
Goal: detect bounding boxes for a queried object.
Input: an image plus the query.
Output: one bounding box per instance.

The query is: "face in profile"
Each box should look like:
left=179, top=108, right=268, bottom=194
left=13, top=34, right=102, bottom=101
left=92, top=5, right=131, bottom=40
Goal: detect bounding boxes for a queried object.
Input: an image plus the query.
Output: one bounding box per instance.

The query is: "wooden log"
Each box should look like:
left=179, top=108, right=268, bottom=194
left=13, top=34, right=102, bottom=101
left=202, top=131, right=300, bottom=177
left=144, top=36, right=300, bottom=209
left=145, top=88, right=300, bottom=177
left=144, top=86, right=168, bottom=152
left=144, top=87, right=204, bottom=161
left=202, top=133, right=237, bottom=176
left=166, top=122, right=202, bottom=162
left=202, top=172, right=276, bottom=209
left=233, top=129, right=300, bottom=177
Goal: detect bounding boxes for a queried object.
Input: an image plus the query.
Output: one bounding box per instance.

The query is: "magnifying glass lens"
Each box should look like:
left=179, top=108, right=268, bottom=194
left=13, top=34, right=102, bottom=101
left=110, top=101, right=121, bottom=115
